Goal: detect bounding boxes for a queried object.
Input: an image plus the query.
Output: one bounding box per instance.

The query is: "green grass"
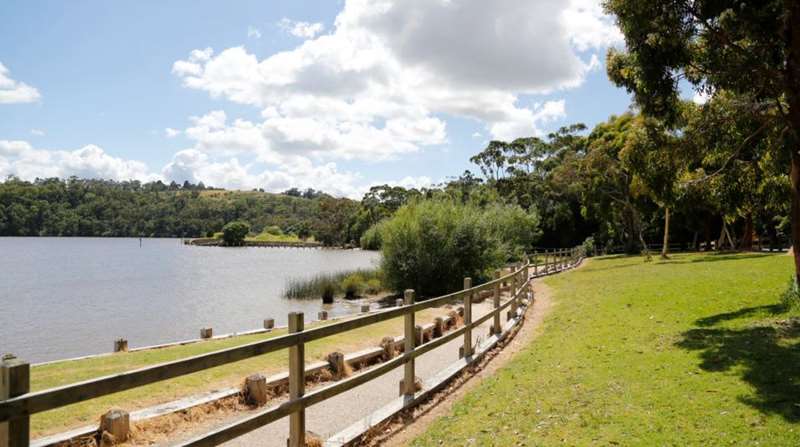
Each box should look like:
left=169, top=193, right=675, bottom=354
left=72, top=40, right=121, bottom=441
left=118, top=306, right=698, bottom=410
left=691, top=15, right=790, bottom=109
left=30, top=307, right=445, bottom=437
left=413, top=252, right=800, bottom=446
left=247, top=232, right=306, bottom=243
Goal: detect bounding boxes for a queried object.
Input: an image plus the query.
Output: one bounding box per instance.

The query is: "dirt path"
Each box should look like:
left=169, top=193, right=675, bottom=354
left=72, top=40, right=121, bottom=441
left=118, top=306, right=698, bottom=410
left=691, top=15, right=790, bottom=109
left=157, top=266, right=576, bottom=447
left=378, top=278, right=556, bottom=447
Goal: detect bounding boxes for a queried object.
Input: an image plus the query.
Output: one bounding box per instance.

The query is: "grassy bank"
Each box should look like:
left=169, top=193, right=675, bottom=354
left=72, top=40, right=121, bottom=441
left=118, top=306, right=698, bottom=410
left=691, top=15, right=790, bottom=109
left=30, top=307, right=446, bottom=438
left=413, top=252, right=799, bottom=446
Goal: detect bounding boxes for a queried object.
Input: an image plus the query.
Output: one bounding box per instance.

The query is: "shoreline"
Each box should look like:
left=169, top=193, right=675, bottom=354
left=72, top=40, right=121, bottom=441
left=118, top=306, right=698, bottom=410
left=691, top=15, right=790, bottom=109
left=184, top=237, right=325, bottom=248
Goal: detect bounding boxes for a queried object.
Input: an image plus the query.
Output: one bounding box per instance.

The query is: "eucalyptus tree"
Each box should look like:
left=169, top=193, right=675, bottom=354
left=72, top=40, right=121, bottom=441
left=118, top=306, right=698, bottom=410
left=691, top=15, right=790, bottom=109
left=581, top=113, right=650, bottom=254
left=604, top=0, right=800, bottom=281
left=623, top=116, right=685, bottom=258
left=683, top=91, right=790, bottom=250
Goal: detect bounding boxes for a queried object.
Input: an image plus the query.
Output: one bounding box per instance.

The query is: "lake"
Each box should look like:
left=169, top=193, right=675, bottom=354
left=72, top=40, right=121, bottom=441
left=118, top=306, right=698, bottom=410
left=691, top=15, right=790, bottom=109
left=0, top=238, right=381, bottom=363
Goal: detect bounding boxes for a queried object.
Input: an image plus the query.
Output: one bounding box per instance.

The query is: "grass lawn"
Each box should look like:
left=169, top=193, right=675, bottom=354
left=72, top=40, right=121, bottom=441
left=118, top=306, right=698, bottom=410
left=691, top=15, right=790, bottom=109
left=246, top=232, right=311, bottom=243
left=30, top=307, right=446, bottom=437
left=413, top=252, right=800, bottom=446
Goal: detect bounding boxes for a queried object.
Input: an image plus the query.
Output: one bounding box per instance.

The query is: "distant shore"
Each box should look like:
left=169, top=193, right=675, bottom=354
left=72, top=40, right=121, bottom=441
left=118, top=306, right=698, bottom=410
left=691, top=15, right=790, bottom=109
left=184, top=237, right=325, bottom=248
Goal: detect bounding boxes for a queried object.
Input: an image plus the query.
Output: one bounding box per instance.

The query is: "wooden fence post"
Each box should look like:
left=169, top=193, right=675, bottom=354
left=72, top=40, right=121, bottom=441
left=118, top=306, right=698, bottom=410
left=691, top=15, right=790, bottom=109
left=1, top=356, right=30, bottom=447
left=533, top=250, right=539, bottom=276
left=462, top=277, right=473, bottom=358
left=509, top=266, right=518, bottom=320
left=287, top=312, right=305, bottom=447
left=547, top=249, right=552, bottom=272
left=492, top=270, right=501, bottom=335
left=402, top=290, right=416, bottom=396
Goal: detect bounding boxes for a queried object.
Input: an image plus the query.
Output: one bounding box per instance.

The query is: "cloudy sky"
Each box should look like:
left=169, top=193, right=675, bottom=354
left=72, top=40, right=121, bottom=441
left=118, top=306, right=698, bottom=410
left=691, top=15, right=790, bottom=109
left=0, top=0, right=635, bottom=198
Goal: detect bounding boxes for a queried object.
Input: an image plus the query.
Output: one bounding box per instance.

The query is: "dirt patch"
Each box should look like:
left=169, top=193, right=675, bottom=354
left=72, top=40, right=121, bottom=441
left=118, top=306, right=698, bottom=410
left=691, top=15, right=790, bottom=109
left=370, top=278, right=559, bottom=447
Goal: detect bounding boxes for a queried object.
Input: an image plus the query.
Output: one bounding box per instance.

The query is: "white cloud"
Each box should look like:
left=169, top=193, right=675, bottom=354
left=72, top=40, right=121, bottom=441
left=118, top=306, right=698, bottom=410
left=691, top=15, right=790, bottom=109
left=247, top=26, right=262, bottom=39
left=30, top=129, right=45, bottom=136
left=489, top=100, right=567, bottom=141
left=173, top=0, right=619, bottom=161
left=0, top=140, right=157, bottom=182
left=6, top=0, right=620, bottom=196
left=0, top=62, right=41, bottom=104
left=279, top=18, right=325, bottom=39
left=161, top=148, right=366, bottom=198
left=692, top=90, right=711, bottom=105
left=562, top=0, right=624, bottom=51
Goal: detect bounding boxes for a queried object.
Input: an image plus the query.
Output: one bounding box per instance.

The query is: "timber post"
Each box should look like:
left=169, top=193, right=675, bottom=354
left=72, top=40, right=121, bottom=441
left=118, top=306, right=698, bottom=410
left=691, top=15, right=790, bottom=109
left=99, top=409, right=130, bottom=443
left=287, top=312, right=305, bottom=447
left=113, top=338, right=128, bottom=353
left=1, top=356, right=29, bottom=447
left=461, top=277, right=473, bottom=358
left=533, top=250, right=538, bottom=276
left=546, top=249, right=551, bottom=272
left=509, top=265, right=519, bottom=320
left=401, top=289, right=416, bottom=396
left=492, top=270, right=501, bottom=335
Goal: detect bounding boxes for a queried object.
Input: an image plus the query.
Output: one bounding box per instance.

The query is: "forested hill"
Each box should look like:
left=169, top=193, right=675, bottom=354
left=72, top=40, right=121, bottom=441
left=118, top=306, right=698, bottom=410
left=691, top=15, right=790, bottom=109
left=0, top=177, right=356, bottom=243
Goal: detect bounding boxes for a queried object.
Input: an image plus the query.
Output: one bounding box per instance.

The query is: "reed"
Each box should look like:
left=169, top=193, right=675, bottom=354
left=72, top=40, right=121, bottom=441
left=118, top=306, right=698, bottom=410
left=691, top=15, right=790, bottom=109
left=283, top=269, right=384, bottom=300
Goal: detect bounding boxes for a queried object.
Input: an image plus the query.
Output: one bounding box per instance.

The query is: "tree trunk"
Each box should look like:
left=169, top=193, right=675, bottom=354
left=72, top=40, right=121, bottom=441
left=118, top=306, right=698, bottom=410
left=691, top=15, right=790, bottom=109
left=623, top=205, right=639, bottom=254
left=717, top=220, right=727, bottom=251
left=786, top=0, right=800, bottom=285
left=739, top=213, right=754, bottom=251
left=791, top=152, right=800, bottom=284
left=661, top=207, right=671, bottom=259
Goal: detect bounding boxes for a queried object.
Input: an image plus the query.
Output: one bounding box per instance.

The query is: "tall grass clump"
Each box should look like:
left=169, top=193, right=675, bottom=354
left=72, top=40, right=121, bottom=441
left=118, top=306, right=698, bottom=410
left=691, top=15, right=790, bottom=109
left=283, top=269, right=384, bottom=300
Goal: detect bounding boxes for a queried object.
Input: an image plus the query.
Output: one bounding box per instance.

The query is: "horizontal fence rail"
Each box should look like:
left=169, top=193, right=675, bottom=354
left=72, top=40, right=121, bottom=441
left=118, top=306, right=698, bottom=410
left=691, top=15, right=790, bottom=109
left=0, top=247, right=584, bottom=447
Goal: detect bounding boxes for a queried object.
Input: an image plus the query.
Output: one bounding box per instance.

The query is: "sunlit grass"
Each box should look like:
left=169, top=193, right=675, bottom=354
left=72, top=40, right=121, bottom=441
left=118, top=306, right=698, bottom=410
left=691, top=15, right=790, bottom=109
left=414, top=252, right=800, bottom=446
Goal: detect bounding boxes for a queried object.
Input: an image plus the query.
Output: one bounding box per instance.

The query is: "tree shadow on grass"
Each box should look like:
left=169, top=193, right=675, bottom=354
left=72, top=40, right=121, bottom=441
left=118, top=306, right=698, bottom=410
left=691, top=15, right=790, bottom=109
left=676, top=307, right=800, bottom=422
left=655, top=252, right=775, bottom=265
left=695, top=304, right=785, bottom=327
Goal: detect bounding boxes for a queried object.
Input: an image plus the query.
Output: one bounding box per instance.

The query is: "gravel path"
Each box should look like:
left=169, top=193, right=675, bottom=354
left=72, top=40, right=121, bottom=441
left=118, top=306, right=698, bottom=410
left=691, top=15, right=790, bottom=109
left=211, top=300, right=510, bottom=447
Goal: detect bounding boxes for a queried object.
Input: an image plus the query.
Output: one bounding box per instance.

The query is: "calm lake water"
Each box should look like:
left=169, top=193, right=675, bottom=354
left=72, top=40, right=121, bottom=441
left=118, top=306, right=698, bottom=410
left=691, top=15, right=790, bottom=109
left=0, top=238, right=381, bottom=363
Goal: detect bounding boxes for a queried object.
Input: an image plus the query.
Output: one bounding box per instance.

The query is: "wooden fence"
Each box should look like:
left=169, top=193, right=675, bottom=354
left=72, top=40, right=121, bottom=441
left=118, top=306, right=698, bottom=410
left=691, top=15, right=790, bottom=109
left=0, top=248, right=582, bottom=447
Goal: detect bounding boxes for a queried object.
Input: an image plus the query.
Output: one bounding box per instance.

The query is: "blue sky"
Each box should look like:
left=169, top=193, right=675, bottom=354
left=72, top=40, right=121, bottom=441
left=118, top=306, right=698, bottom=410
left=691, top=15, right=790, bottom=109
left=0, top=0, right=635, bottom=198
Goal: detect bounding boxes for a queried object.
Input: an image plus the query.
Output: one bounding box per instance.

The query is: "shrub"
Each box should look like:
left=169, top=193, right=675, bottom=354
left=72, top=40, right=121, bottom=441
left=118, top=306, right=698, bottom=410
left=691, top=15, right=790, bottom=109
left=264, top=225, right=283, bottom=235
left=483, top=203, right=541, bottom=261
left=364, top=278, right=382, bottom=295
left=582, top=236, right=596, bottom=257
left=341, top=273, right=365, bottom=298
left=321, top=282, right=336, bottom=304
left=380, top=199, right=505, bottom=297
left=222, top=221, right=250, bottom=246
left=360, top=221, right=385, bottom=250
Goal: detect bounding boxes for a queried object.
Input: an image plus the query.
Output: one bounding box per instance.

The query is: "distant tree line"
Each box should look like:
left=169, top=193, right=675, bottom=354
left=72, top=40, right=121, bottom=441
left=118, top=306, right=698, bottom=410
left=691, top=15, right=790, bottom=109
left=0, top=176, right=356, bottom=243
